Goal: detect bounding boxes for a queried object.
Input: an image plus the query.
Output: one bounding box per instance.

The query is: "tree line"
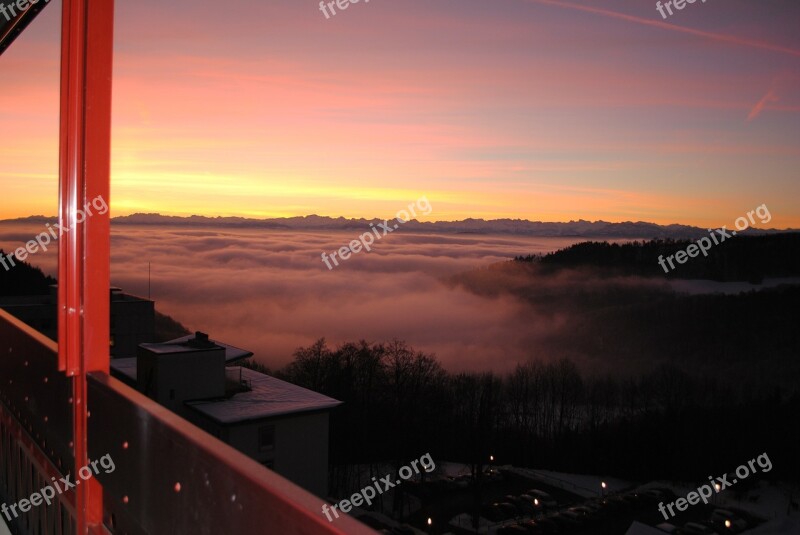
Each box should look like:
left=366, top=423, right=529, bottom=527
left=517, top=233, right=800, bottom=282
left=273, top=338, right=799, bottom=500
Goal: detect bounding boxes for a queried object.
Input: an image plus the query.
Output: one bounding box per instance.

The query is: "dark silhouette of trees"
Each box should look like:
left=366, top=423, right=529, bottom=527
left=0, top=250, right=56, bottom=295
left=517, top=233, right=800, bottom=282
left=280, top=236, right=800, bottom=500
left=279, top=338, right=799, bottom=498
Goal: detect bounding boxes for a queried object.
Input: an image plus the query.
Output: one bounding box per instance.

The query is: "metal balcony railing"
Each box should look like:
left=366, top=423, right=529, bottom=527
left=0, top=309, right=376, bottom=534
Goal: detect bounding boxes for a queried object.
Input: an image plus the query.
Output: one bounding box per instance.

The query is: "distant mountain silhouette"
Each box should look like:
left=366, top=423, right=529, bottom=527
left=4, top=213, right=793, bottom=240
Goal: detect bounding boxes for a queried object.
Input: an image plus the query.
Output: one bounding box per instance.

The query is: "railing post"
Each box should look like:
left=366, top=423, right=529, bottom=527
left=58, top=0, right=114, bottom=532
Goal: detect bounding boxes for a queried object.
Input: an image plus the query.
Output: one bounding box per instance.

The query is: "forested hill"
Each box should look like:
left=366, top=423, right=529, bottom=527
left=449, top=236, right=800, bottom=388
left=516, top=233, right=800, bottom=282
left=0, top=249, right=56, bottom=295
left=0, top=250, right=189, bottom=341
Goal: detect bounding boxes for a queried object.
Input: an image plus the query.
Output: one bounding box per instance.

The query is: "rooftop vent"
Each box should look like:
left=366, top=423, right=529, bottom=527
left=187, top=331, right=214, bottom=348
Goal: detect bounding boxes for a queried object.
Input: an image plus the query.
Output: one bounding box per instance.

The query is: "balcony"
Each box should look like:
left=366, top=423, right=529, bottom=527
left=0, top=308, right=375, bottom=534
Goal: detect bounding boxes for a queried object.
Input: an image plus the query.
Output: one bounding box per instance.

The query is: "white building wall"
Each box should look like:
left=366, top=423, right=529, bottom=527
left=225, top=412, right=330, bottom=497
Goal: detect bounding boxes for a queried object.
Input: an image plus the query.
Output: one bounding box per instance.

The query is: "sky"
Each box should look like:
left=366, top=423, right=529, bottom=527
left=1, top=0, right=799, bottom=227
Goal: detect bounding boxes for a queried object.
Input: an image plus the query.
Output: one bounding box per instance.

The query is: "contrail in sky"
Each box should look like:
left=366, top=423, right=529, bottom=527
left=525, top=0, right=800, bottom=59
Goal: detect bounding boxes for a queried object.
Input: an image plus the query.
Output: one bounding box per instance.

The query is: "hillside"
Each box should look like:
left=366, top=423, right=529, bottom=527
left=0, top=250, right=190, bottom=341
left=0, top=249, right=56, bottom=295
left=519, top=233, right=800, bottom=282
left=449, top=236, right=800, bottom=388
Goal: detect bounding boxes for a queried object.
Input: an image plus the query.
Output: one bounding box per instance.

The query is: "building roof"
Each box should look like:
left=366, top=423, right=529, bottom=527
left=159, top=333, right=253, bottom=362
left=109, top=288, right=152, bottom=303
left=110, top=357, right=139, bottom=381
left=186, top=368, right=342, bottom=424
left=110, top=333, right=336, bottom=423
left=110, top=334, right=251, bottom=382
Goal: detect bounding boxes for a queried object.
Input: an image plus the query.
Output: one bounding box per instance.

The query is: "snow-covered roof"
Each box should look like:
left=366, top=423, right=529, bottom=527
left=155, top=333, right=253, bottom=362
left=111, top=334, right=252, bottom=382
left=186, top=367, right=341, bottom=424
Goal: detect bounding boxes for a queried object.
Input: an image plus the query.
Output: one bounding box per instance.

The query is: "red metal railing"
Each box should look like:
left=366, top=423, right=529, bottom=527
left=57, top=0, right=114, bottom=528
left=0, top=313, right=76, bottom=535
left=1, top=305, right=376, bottom=534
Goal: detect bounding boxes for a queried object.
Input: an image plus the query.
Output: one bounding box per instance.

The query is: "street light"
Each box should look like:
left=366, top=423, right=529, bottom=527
left=725, top=519, right=731, bottom=529
left=601, top=481, right=607, bottom=496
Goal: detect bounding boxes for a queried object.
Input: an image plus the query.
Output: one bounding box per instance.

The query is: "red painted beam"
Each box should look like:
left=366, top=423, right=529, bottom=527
left=58, top=0, right=114, bottom=532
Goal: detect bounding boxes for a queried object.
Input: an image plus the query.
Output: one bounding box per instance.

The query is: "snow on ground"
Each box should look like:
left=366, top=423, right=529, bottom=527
left=637, top=481, right=795, bottom=518
left=439, top=462, right=474, bottom=479
left=635, top=479, right=798, bottom=533
left=723, top=483, right=798, bottom=523
left=507, top=466, right=634, bottom=497
left=448, top=512, right=522, bottom=535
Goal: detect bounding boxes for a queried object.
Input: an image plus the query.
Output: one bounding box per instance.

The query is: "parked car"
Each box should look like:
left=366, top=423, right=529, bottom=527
left=526, top=489, right=558, bottom=509
left=518, top=520, right=545, bottom=534
left=506, top=495, right=536, bottom=515
left=548, top=512, right=582, bottom=532
left=481, top=503, right=507, bottom=522
left=498, top=502, right=521, bottom=519
left=641, top=488, right=670, bottom=503
left=620, top=492, right=646, bottom=508
left=682, top=522, right=716, bottom=534
left=581, top=499, right=612, bottom=517
left=531, top=517, right=560, bottom=533
left=521, top=494, right=547, bottom=512
left=561, top=510, right=587, bottom=525
left=607, top=494, right=635, bottom=511
left=710, top=508, right=748, bottom=532
left=565, top=506, right=594, bottom=524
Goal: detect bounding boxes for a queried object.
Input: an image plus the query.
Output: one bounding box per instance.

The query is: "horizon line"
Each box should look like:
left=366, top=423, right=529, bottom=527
left=1, top=212, right=797, bottom=232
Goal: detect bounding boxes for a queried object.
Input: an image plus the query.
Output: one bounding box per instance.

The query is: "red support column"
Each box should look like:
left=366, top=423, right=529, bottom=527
left=58, top=0, right=115, bottom=532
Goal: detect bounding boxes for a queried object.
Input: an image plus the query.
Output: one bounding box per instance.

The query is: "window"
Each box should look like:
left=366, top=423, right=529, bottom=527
left=258, top=425, right=275, bottom=452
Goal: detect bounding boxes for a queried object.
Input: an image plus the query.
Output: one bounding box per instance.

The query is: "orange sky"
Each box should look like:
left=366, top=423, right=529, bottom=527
left=1, top=0, right=799, bottom=227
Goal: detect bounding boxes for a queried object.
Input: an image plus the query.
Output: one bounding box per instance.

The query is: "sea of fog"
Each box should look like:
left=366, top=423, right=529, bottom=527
left=1, top=222, right=590, bottom=371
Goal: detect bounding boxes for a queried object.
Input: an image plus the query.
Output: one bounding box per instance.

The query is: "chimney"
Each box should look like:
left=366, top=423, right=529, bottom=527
left=187, top=331, right=213, bottom=348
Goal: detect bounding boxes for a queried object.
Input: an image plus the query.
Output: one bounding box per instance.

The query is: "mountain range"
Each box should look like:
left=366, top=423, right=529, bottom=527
left=4, top=213, right=795, bottom=240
